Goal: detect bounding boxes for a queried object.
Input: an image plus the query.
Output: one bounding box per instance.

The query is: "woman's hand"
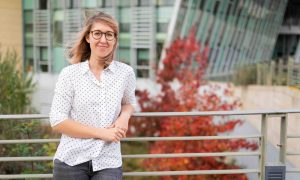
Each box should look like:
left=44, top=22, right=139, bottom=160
left=112, top=113, right=131, bottom=137
left=109, top=105, right=134, bottom=138
left=98, top=127, right=126, bottom=142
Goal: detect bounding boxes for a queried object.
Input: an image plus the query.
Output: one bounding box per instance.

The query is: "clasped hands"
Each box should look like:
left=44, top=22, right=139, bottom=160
left=99, top=113, right=130, bottom=142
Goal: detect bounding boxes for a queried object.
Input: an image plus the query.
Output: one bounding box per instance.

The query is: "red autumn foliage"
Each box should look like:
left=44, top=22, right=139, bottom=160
left=128, top=29, right=258, bottom=179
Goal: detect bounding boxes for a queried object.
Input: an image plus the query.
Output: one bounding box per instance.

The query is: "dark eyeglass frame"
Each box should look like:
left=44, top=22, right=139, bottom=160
left=90, top=30, right=116, bottom=41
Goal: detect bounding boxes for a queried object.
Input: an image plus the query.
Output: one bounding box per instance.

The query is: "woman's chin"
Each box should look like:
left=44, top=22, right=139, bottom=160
left=95, top=54, right=109, bottom=59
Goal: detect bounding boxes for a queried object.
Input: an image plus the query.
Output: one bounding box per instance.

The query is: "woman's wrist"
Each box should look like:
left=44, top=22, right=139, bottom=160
left=95, top=127, right=105, bottom=139
left=120, top=112, right=131, bottom=120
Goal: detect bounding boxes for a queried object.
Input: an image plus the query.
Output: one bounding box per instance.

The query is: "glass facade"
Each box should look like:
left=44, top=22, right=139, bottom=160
left=273, top=0, right=300, bottom=62
left=172, top=0, right=288, bottom=78
left=22, top=0, right=287, bottom=78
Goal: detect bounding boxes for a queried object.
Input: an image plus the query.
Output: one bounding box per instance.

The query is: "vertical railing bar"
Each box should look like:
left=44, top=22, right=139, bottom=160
left=279, top=113, right=287, bottom=164
left=259, top=113, right=268, bottom=180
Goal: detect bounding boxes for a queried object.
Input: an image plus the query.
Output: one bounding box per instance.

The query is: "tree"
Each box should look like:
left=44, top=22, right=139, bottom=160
left=0, top=49, right=34, bottom=114
left=0, top=49, right=54, bottom=174
left=128, top=29, right=258, bottom=179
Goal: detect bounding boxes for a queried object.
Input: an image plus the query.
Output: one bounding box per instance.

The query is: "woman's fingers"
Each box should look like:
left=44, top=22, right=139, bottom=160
left=105, top=127, right=127, bottom=142
left=114, top=128, right=124, bottom=139
left=108, top=124, right=115, bottom=128
left=115, top=126, right=127, bottom=134
left=118, top=127, right=127, bottom=137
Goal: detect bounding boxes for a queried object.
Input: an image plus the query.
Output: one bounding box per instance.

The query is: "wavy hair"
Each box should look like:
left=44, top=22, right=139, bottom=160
left=67, top=11, right=119, bottom=66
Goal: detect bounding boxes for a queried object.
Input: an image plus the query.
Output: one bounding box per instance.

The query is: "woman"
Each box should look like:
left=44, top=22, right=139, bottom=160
left=49, top=11, right=136, bottom=180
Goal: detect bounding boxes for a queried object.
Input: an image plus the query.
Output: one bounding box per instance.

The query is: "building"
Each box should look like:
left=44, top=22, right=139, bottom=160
left=23, top=0, right=175, bottom=79
left=0, top=0, right=23, bottom=65
left=20, top=0, right=288, bottom=112
left=174, top=0, right=287, bottom=78
left=273, top=0, right=300, bottom=62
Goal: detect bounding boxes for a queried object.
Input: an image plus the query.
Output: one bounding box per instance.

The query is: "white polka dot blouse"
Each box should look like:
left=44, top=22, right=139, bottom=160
left=49, top=60, right=136, bottom=171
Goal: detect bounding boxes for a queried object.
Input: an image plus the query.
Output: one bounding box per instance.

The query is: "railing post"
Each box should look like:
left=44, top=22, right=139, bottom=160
left=279, top=114, right=287, bottom=164
left=260, top=114, right=268, bottom=180
left=287, top=57, right=293, bottom=87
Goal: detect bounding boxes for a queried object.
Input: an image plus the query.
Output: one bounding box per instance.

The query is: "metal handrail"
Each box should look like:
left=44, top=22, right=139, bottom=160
left=0, top=169, right=261, bottom=179
left=1, top=109, right=300, bottom=119
left=1, top=110, right=300, bottom=179
left=0, top=135, right=261, bottom=144
left=0, top=152, right=261, bottom=162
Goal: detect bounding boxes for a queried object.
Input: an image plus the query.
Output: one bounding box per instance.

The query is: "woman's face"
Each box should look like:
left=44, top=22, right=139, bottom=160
left=86, top=21, right=116, bottom=60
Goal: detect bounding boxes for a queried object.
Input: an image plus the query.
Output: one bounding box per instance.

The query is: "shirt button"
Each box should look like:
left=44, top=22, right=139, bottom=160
left=99, top=81, right=104, bottom=88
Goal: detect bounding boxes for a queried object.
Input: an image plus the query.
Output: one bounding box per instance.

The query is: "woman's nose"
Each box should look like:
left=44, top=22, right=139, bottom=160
left=99, top=34, right=107, bottom=43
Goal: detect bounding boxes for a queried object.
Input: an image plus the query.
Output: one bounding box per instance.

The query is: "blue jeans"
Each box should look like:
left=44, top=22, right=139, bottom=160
left=53, top=159, right=122, bottom=180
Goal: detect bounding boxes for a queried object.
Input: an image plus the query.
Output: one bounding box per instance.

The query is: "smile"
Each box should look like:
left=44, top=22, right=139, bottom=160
left=97, top=45, right=108, bottom=48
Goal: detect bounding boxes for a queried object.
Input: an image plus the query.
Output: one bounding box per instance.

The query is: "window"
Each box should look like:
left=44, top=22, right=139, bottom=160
left=103, top=0, right=113, bottom=7
left=118, top=0, right=131, bottom=7
left=213, top=1, right=220, bottom=15
left=53, top=11, right=63, bottom=46
left=156, top=42, right=163, bottom=62
left=65, top=0, right=80, bottom=9
left=39, top=47, right=48, bottom=72
left=25, top=46, right=34, bottom=72
left=137, top=0, right=151, bottom=7
left=24, top=0, right=34, bottom=10
left=198, top=0, right=205, bottom=10
left=81, top=0, right=97, bottom=8
left=156, top=0, right=174, bottom=6
left=53, top=0, right=64, bottom=9
left=54, top=21, right=63, bottom=46
left=157, top=22, right=168, bottom=33
left=120, top=23, right=130, bottom=32
left=117, top=47, right=130, bottom=64
left=39, top=0, right=48, bottom=9
left=24, top=10, right=33, bottom=45
left=137, top=49, right=149, bottom=64
left=137, top=49, right=149, bottom=78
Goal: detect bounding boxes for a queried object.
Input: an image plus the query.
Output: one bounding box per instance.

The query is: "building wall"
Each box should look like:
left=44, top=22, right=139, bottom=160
left=0, top=0, right=23, bottom=62
left=235, top=85, right=300, bottom=169
left=22, top=0, right=173, bottom=78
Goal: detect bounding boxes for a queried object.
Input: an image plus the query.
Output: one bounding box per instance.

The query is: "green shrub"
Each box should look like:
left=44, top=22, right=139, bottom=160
left=0, top=49, right=55, bottom=174
left=233, top=64, right=257, bottom=86
left=0, top=49, right=35, bottom=114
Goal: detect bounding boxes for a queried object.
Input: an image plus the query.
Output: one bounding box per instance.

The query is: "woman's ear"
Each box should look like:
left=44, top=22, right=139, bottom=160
left=85, top=35, right=90, bottom=43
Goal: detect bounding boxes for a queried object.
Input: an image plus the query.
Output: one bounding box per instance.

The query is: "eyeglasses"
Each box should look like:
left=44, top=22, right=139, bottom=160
left=90, top=30, right=116, bottom=41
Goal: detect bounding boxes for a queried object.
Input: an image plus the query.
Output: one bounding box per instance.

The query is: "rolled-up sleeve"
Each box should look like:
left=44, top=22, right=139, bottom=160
left=49, top=68, right=74, bottom=127
left=121, top=68, right=137, bottom=108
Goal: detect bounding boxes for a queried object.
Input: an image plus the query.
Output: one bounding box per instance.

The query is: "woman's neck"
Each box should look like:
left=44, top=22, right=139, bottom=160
left=89, top=56, right=105, bottom=72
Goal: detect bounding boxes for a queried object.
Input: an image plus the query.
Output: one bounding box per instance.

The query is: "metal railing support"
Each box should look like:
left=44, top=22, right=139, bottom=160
left=259, top=113, right=268, bottom=180
left=279, top=114, right=288, bottom=164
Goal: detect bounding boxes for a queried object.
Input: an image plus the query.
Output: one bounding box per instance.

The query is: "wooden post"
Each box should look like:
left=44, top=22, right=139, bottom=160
left=287, top=57, right=293, bottom=86
left=267, top=61, right=275, bottom=86
left=278, top=59, right=283, bottom=85
left=256, top=64, right=260, bottom=85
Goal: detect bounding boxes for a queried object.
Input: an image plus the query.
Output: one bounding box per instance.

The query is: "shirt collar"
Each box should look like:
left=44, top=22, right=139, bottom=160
left=105, top=60, right=116, bottom=74
left=80, top=60, right=116, bottom=75
left=80, top=60, right=89, bottom=75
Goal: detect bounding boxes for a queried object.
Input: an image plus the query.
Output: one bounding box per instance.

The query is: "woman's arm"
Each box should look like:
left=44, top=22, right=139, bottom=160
left=113, top=104, right=135, bottom=135
left=52, top=119, right=125, bottom=142
left=113, top=68, right=136, bottom=135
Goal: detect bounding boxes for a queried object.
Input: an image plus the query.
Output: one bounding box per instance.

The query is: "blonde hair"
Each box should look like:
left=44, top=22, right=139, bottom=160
left=67, top=11, right=119, bottom=66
